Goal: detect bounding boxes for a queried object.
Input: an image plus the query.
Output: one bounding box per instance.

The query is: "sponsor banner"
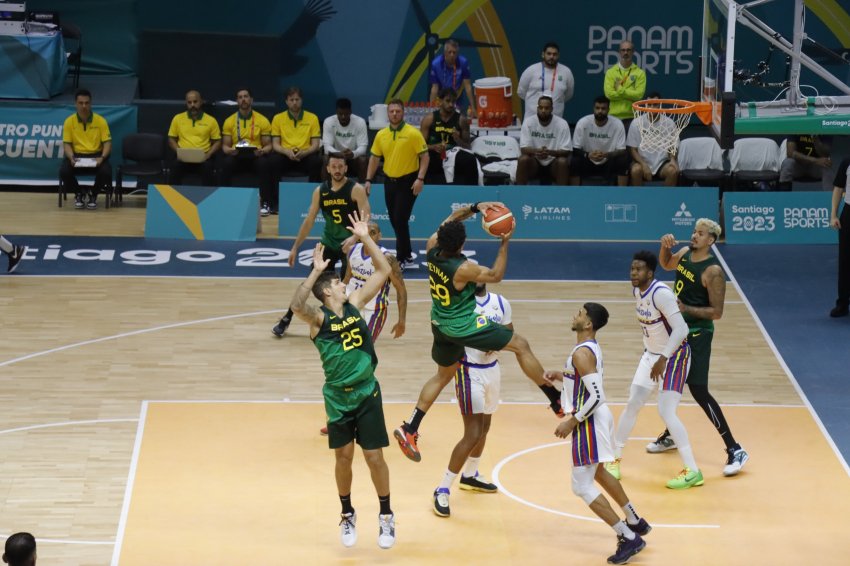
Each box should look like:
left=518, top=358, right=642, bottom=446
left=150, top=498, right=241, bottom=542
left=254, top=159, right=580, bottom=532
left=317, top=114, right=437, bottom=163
left=497, top=186, right=718, bottom=240
left=724, top=192, right=835, bottom=244
left=0, top=104, right=137, bottom=182
left=278, top=183, right=717, bottom=241
left=278, top=183, right=500, bottom=240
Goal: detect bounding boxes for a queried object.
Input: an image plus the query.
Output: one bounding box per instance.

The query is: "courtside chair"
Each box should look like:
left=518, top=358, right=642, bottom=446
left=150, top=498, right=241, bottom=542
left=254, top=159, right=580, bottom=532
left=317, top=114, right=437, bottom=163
left=677, top=137, right=729, bottom=189
left=730, top=137, right=781, bottom=190
left=471, top=135, right=520, bottom=185
left=115, top=133, right=167, bottom=205
left=61, top=22, right=82, bottom=89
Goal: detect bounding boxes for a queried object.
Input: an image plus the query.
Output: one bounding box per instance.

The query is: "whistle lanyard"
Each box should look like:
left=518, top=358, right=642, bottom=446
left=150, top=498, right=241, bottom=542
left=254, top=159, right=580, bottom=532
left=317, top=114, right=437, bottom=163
left=236, top=113, right=255, bottom=143
left=541, top=63, right=557, bottom=93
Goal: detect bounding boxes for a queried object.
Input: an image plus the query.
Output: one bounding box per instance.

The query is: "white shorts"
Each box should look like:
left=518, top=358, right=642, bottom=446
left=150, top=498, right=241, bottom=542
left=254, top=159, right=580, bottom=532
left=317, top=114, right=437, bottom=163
left=454, top=361, right=500, bottom=415
left=632, top=346, right=690, bottom=394
left=571, top=404, right=615, bottom=466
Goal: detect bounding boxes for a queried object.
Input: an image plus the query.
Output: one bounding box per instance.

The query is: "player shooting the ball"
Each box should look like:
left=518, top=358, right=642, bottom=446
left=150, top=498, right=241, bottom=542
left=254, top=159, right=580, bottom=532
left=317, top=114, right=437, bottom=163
left=394, top=202, right=565, bottom=472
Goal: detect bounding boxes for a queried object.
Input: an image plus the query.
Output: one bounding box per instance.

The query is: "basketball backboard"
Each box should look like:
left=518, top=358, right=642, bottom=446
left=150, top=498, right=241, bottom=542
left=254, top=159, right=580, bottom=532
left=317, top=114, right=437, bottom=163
left=701, top=0, right=850, bottom=137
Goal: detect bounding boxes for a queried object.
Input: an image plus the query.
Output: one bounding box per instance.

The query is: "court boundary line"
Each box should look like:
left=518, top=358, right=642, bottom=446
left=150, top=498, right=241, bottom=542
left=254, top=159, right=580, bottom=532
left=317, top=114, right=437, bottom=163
left=110, top=401, right=149, bottom=566
left=492, top=441, right=721, bottom=528
left=714, top=245, right=850, bottom=477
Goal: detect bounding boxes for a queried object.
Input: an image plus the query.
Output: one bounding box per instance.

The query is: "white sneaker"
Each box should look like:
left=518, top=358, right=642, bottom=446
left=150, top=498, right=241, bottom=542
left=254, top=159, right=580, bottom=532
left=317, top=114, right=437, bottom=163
left=260, top=203, right=271, bottom=217
left=400, top=258, right=418, bottom=271
left=646, top=433, right=677, bottom=453
left=378, top=513, right=395, bottom=549
left=723, top=447, right=749, bottom=477
left=339, top=512, right=357, bottom=547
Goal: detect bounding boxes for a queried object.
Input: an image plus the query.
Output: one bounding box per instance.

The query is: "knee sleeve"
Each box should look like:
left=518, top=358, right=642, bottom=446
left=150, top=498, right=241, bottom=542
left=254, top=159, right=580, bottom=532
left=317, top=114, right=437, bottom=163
left=571, top=465, right=601, bottom=505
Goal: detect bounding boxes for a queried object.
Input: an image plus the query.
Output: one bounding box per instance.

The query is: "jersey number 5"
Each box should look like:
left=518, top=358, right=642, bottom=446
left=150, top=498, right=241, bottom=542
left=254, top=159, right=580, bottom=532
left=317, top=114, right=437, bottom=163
left=332, top=209, right=343, bottom=224
left=429, top=276, right=450, bottom=307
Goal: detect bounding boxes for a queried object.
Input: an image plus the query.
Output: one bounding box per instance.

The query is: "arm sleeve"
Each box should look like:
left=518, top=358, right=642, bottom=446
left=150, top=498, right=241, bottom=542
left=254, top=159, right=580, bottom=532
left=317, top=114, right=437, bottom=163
left=322, top=116, right=336, bottom=154
left=354, top=117, right=369, bottom=157
left=654, top=288, right=689, bottom=358
left=574, top=372, right=605, bottom=422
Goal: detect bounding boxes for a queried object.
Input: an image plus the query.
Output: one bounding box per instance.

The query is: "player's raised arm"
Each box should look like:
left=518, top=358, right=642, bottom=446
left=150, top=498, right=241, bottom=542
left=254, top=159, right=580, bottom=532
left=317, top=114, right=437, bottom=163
left=289, top=244, right=329, bottom=335
left=348, top=211, right=391, bottom=310
left=425, top=201, right=506, bottom=251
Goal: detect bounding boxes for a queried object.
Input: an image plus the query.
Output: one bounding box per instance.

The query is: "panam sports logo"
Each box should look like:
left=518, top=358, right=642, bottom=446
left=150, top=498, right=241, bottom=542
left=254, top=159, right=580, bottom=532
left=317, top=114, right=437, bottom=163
left=671, top=202, right=695, bottom=227
left=521, top=204, right=571, bottom=221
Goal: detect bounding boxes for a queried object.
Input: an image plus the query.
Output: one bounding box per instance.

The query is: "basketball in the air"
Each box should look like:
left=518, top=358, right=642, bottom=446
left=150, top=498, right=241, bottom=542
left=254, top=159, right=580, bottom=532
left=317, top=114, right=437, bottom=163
left=481, top=205, right=515, bottom=237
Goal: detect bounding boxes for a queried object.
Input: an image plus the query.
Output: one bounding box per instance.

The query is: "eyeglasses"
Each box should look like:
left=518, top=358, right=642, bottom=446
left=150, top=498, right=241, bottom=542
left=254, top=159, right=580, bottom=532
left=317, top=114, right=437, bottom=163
left=620, top=48, right=634, bottom=52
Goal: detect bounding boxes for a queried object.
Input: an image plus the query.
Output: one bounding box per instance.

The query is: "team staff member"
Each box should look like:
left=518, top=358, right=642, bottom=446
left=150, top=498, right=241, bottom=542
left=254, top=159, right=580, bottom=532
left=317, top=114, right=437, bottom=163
left=219, top=88, right=276, bottom=216
left=365, top=100, right=429, bottom=270
left=61, top=88, right=112, bottom=209
left=830, top=158, right=850, bottom=317
left=271, top=86, right=322, bottom=214
left=428, top=39, right=477, bottom=118
left=167, top=89, right=221, bottom=186
left=603, top=40, right=646, bottom=130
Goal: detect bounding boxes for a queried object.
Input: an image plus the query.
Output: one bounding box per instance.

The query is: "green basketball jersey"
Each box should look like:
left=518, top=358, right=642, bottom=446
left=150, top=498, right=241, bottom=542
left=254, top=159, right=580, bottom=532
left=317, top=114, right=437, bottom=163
left=675, top=250, right=721, bottom=332
left=427, top=246, right=477, bottom=333
left=319, top=179, right=358, bottom=250
left=313, top=302, right=377, bottom=418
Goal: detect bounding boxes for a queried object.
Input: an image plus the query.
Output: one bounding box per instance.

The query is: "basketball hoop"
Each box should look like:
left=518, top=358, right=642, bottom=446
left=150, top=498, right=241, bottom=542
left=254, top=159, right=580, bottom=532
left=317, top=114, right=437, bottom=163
left=631, top=99, right=712, bottom=156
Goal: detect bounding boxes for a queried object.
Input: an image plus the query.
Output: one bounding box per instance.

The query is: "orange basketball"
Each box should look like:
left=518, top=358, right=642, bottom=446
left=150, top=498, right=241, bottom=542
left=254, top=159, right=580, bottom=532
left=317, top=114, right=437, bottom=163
left=481, top=205, right=515, bottom=237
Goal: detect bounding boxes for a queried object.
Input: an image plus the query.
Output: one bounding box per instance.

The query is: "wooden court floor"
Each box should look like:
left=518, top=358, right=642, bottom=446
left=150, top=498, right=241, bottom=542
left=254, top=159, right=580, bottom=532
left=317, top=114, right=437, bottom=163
left=0, top=192, right=846, bottom=564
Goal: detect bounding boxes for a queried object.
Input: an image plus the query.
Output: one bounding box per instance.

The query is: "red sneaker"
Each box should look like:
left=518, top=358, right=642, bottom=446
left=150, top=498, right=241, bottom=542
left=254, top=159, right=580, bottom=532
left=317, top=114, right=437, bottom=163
left=393, top=425, right=421, bottom=462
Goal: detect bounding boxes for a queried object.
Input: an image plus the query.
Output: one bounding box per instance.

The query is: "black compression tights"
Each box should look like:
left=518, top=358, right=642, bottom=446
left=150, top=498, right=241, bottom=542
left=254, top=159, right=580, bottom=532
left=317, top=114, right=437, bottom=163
left=663, top=383, right=738, bottom=450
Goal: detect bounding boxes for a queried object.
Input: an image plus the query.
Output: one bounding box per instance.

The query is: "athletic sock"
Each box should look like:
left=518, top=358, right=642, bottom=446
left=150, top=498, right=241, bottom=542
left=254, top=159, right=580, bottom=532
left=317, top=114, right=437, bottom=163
left=622, top=502, right=639, bottom=524
left=408, top=407, right=426, bottom=433
left=340, top=493, right=354, bottom=515
left=613, top=521, right=636, bottom=540
left=378, top=494, right=392, bottom=515
left=462, top=457, right=481, bottom=478
left=438, top=470, right=458, bottom=490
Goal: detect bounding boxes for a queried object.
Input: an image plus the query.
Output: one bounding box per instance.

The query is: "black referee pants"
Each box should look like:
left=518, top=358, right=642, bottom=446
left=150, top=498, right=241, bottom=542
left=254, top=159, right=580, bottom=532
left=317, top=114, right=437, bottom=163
left=384, top=171, right=419, bottom=262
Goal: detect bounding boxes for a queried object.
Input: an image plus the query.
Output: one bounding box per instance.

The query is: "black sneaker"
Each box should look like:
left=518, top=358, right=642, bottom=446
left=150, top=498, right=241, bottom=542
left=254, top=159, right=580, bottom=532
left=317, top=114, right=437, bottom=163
left=74, top=194, right=85, bottom=209
left=607, top=534, right=646, bottom=564
left=272, top=315, right=292, bottom=337
left=830, top=303, right=849, bottom=318
left=458, top=472, right=497, bottom=493
left=433, top=488, right=450, bottom=517
left=6, top=245, right=26, bottom=273
left=627, top=518, right=652, bottom=536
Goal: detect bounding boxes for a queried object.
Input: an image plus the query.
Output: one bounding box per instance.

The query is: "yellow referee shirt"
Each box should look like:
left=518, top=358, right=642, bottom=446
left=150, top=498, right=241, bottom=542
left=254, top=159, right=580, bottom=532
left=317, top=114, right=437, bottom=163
left=62, top=112, right=111, bottom=154
left=168, top=112, right=221, bottom=152
left=271, top=110, right=320, bottom=151
left=222, top=111, right=272, bottom=148
left=370, top=122, right=427, bottom=177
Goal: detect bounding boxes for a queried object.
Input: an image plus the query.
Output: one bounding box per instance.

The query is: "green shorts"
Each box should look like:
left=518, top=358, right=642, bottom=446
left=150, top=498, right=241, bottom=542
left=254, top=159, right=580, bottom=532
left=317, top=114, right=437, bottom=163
left=326, top=381, right=389, bottom=450
left=430, top=316, right=514, bottom=367
left=685, top=329, right=713, bottom=386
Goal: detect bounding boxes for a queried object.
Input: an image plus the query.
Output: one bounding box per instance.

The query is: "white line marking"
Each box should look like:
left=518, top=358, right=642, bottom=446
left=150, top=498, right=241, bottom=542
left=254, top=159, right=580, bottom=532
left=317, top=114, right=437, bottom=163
left=111, top=402, right=149, bottom=565
left=714, top=245, right=850, bottom=477
left=0, top=418, right=138, bottom=436
left=492, top=441, right=719, bottom=528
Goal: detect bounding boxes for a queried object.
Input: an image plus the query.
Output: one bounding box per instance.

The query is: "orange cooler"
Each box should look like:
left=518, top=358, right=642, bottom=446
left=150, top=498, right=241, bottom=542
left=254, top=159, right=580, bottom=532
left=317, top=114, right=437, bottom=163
left=474, top=77, right=512, bottom=127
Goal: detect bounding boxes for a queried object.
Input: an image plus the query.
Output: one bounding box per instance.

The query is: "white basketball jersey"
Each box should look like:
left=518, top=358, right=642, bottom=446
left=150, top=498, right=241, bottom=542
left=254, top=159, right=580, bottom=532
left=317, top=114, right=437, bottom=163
left=564, top=339, right=604, bottom=412
left=346, top=242, right=390, bottom=310
left=464, top=292, right=512, bottom=365
left=633, top=279, right=680, bottom=354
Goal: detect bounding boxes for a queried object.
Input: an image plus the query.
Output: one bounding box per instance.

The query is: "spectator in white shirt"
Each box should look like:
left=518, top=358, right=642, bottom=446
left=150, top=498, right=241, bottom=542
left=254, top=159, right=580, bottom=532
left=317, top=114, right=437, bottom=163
left=570, top=96, right=629, bottom=186
left=517, top=41, right=575, bottom=122
left=517, top=94, right=571, bottom=185
left=322, top=98, right=369, bottom=182
left=627, top=92, right=679, bottom=186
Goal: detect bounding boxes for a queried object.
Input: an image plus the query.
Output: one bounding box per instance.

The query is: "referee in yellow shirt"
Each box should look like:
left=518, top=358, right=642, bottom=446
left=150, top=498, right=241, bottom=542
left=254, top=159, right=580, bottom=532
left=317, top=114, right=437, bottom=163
left=167, top=90, right=222, bottom=186
left=61, top=88, right=112, bottom=210
left=365, top=99, right=429, bottom=270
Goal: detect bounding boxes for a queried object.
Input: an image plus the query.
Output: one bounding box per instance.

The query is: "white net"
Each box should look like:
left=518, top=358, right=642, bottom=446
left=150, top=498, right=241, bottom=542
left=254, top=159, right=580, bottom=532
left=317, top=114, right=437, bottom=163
left=632, top=101, right=695, bottom=156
